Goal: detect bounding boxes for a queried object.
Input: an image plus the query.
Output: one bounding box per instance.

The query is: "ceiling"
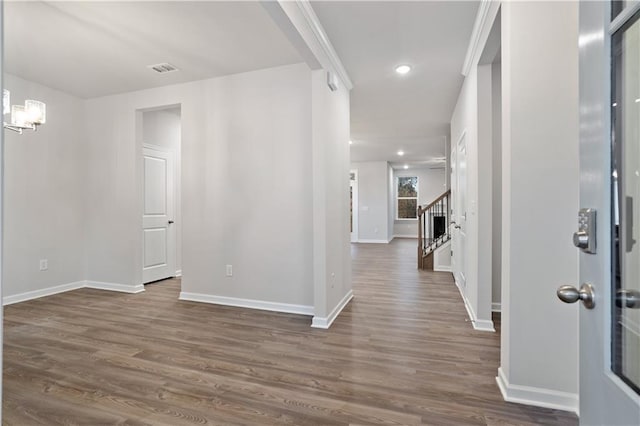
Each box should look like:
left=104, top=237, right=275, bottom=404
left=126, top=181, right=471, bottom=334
left=311, top=1, right=479, bottom=168
left=4, top=1, right=303, bottom=98
left=5, top=1, right=478, bottom=169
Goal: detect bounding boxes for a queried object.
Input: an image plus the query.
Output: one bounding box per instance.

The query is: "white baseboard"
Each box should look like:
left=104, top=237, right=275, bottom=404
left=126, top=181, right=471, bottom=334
left=393, top=234, right=417, bottom=239
left=3, top=279, right=144, bottom=305
left=3, top=281, right=85, bottom=306
left=455, top=280, right=495, bottom=332
left=86, top=281, right=145, bottom=294
left=492, top=302, right=502, bottom=312
left=178, top=292, right=314, bottom=316
left=175, top=269, right=182, bottom=277
left=473, top=318, right=496, bottom=332
left=312, top=289, right=354, bottom=329
left=357, top=239, right=390, bottom=244
left=496, top=367, right=578, bottom=414
left=434, top=266, right=452, bottom=272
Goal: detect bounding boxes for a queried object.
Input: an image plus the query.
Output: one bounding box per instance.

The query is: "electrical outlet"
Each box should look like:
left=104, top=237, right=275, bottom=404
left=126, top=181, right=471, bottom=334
left=226, top=264, right=233, bottom=277
left=39, top=259, right=48, bottom=271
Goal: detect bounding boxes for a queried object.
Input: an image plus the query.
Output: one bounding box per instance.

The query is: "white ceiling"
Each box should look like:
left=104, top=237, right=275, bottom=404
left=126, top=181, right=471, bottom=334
left=4, top=1, right=303, bottom=98
left=5, top=1, right=478, bottom=169
left=311, top=1, right=479, bottom=168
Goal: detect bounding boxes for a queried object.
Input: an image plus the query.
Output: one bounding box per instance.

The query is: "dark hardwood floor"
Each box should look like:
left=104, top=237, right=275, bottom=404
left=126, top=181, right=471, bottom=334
left=3, top=239, right=578, bottom=425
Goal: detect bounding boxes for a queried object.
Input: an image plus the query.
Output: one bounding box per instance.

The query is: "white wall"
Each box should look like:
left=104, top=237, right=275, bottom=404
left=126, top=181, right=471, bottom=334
left=311, top=69, right=352, bottom=326
left=4, top=62, right=350, bottom=325
left=84, top=63, right=318, bottom=309
left=499, top=1, right=579, bottom=411
left=393, top=167, right=446, bottom=237
left=451, top=64, right=483, bottom=327
left=445, top=130, right=451, bottom=191
left=349, top=163, right=446, bottom=241
left=142, top=107, right=182, bottom=275
left=491, top=61, right=502, bottom=311
left=351, top=161, right=390, bottom=243
left=142, top=108, right=181, bottom=150
left=387, top=163, right=394, bottom=242
left=1, top=10, right=4, bottom=415
left=477, top=63, right=494, bottom=327
left=3, top=73, right=86, bottom=299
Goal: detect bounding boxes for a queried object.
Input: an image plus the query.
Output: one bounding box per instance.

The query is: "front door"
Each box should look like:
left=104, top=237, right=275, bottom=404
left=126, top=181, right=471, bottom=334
left=142, top=145, right=176, bottom=284
left=570, top=2, right=640, bottom=424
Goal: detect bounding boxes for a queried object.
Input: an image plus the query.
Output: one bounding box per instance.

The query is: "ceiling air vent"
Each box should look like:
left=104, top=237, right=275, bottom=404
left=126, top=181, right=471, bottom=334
left=147, top=63, right=179, bottom=74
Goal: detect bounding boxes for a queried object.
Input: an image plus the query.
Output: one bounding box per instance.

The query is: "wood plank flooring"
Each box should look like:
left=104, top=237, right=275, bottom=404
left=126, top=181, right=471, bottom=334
left=3, top=239, right=578, bottom=425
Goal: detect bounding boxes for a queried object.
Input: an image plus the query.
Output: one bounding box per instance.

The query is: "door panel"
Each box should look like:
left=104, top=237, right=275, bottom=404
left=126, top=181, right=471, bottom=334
left=143, top=228, right=167, bottom=268
left=142, top=146, right=175, bottom=283
left=614, top=8, right=640, bottom=395
left=144, top=157, right=167, bottom=215
left=576, top=2, right=640, bottom=424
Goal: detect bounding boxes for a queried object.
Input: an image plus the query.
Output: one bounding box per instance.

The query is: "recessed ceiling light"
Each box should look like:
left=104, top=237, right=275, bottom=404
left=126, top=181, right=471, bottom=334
left=349, top=140, right=353, bottom=145
left=403, top=164, right=409, bottom=169
left=395, top=65, right=411, bottom=75
left=397, top=150, right=404, bottom=156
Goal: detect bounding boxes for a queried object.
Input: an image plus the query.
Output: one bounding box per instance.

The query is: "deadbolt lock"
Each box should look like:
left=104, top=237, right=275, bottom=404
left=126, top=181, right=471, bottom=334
left=574, top=208, right=596, bottom=254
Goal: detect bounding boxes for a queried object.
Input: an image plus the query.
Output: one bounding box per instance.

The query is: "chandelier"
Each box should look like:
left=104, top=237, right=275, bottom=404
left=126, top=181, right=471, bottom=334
left=3, top=89, right=46, bottom=134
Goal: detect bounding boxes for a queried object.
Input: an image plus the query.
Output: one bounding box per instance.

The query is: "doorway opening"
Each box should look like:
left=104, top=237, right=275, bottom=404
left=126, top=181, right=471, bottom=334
left=139, top=106, right=182, bottom=285
left=476, top=8, right=502, bottom=323
left=350, top=170, right=358, bottom=242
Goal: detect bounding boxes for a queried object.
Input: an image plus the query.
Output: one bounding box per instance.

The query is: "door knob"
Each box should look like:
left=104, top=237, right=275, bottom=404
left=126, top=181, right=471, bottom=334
left=616, top=289, right=640, bottom=309
left=557, top=283, right=596, bottom=309
left=168, top=220, right=174, bottom=224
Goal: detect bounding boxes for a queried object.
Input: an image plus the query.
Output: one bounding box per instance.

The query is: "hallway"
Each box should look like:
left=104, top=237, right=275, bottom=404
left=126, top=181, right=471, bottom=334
left=350, top=239, right=577, bottom=425
left=3, top=239, right=577, bottom=425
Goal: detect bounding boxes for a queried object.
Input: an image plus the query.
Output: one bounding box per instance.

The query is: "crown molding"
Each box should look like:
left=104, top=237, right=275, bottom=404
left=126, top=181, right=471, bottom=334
left=262, top=0, right=353, bottom=91
left=462, top=0, right=501, bottom=77
left=294, top=1, right=353, bottom=90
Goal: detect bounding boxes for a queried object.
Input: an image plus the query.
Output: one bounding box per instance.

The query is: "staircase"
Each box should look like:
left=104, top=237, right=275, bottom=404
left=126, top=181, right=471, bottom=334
left=418, top=190, right=451, bottom=270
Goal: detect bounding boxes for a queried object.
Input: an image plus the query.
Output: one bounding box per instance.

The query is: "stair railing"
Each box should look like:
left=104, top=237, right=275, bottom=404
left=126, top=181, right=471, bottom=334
left=417, top=190, right=451, bottom=269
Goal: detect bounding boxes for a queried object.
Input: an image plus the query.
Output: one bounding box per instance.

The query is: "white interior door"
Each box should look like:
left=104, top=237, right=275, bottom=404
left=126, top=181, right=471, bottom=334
left=142, top=145, right=176, bottom=284
left=568, top=2, right=640, bottom=424
left=455, top=133, right=468, bottom=290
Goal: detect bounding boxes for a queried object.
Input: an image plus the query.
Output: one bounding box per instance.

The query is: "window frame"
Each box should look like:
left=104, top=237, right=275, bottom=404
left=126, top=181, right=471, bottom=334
left=396, top=176, right=419, bottom=220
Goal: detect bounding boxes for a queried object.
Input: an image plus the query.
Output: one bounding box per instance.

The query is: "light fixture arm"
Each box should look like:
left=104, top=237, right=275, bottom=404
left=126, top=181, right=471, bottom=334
left=3, top=122, right=38, bottom=134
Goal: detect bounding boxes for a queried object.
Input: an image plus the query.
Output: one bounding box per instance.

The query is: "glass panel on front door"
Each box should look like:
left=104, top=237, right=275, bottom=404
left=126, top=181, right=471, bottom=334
left=612, top=10, right=640, bottom=395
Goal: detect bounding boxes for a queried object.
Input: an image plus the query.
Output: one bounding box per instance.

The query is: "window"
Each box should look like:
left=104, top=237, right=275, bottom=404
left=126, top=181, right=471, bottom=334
left=397, top=176, right=418, bottom=219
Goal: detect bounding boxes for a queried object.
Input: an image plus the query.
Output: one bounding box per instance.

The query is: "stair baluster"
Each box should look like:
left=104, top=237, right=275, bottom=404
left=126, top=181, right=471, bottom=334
left=417, top=189, right=451, bottom=270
